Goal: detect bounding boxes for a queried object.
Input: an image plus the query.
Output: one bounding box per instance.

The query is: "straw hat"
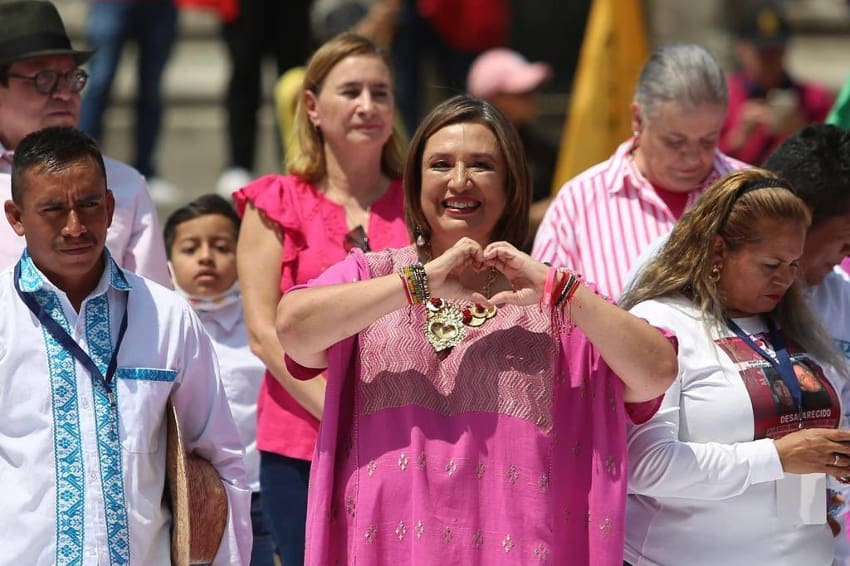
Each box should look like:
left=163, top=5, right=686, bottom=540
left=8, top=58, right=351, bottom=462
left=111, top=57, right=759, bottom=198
left=164, top=399, right=229, bottom=565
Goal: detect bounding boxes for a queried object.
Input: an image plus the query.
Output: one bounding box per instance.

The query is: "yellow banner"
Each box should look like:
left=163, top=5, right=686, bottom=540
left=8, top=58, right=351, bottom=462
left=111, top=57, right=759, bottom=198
left=551, top=0, right=649, bottom=194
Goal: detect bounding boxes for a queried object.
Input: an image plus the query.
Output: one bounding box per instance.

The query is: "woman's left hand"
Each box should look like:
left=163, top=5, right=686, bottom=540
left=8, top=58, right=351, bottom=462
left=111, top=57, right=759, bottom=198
left=481, top=241, right=549, bottom=306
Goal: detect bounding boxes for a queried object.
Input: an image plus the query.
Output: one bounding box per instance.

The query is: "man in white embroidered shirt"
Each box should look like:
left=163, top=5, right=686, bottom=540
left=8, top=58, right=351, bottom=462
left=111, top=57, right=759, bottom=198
left=0, top=0, right=170, bottom=285
left=0, top=126, right=251, bottom=564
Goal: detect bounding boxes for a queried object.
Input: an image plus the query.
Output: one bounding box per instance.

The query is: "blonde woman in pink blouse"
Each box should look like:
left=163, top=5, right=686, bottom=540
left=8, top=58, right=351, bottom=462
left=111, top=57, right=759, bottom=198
left=276, top=95, right=678, bottom=565
left=233, top=33, right=408, bottom=565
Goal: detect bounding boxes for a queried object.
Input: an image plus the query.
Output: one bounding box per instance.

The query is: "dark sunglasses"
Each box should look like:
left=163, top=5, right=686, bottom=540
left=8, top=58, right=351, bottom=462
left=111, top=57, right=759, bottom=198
left=343, top=225, right=370, bottom=253
left=6, top=68, right=89, bottom=94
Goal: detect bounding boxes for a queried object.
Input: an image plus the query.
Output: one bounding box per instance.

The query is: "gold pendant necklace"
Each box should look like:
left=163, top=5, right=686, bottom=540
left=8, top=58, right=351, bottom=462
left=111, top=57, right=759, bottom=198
left=424, top=268, right=498, bottom=352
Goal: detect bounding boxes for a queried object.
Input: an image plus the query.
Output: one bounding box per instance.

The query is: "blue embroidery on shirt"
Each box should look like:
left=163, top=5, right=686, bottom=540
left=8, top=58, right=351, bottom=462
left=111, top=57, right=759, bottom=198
left=35, top=286, right=85, bottom=566
left=106, top=255, right=132, bottom=292
left=18, top=249, right=43, bottom=292
left=116, top=368, right=178, bottom=382
left=19, top=250, right=134, bottom=565
left=17, top=248, right=132, bottom=293
left=85, top=295, right=130, bottom=566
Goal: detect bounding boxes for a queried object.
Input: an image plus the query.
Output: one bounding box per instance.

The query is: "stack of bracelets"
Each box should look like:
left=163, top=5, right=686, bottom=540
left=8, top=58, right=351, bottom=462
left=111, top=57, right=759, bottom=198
left=541, top=267, right=583, bottom=310
left=399, top=263, right=431, bottom=304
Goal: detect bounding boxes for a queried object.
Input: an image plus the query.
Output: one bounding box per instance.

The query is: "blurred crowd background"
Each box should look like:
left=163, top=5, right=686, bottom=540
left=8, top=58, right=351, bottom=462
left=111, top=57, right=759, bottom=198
left=50, top=0, right=850, bottom=219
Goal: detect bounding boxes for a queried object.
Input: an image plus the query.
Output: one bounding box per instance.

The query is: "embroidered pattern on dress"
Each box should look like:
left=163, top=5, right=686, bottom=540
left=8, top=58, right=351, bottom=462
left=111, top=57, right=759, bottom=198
left=472, top=529, right=484, bottom=549
left=360, top=248, right=556, bottom=431
left=395, top=521, right=408, bottom=541
left=86, top=294, right=131, bottom=565
left=364, top=524, right=377, bottom=543
left=533, top=543, right=549, bottom=561
left=506, top=464, right=520, bottom=485
left=32, top=284, right=85, bottom=566
left=604, top=456, right=617, bottom=477
left=445, top=459, right=457, bottom=477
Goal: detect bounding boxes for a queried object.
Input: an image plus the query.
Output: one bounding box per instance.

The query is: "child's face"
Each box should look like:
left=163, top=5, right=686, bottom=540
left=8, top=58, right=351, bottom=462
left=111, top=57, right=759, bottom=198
left=170, top=214, right=238, bottom=297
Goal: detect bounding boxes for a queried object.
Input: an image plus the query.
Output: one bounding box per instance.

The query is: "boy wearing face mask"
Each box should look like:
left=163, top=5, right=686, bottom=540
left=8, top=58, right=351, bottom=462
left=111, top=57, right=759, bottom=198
left=164, top=194, right=274, bottom=566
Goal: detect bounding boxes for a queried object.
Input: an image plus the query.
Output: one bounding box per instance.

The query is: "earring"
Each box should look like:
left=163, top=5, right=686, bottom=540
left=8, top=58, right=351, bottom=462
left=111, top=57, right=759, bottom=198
left=709, top=264, right=721, bottom=283
left=415, top=226, right=427, bottom=248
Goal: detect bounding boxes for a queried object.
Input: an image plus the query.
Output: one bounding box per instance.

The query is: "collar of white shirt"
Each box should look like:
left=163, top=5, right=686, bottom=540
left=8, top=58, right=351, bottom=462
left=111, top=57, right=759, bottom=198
left=197, top=299, right=243, bottom=333
left=17, top=248, right=132, bottom=298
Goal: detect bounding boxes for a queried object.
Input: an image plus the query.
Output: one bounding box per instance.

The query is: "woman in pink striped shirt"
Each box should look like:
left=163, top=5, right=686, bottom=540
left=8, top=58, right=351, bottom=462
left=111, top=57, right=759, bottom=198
left=533, top=44, right=747, bottom=299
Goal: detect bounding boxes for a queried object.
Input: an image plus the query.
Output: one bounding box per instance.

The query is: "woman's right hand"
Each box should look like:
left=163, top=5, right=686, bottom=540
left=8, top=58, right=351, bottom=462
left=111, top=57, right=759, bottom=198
left=423, top=237, right=487, bottom=300
left=774, top=428, right=850, bottom=478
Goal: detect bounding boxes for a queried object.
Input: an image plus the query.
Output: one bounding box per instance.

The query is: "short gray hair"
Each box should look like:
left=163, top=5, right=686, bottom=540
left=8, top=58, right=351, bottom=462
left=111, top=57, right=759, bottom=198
left=634, top=44, right=727, bottom=121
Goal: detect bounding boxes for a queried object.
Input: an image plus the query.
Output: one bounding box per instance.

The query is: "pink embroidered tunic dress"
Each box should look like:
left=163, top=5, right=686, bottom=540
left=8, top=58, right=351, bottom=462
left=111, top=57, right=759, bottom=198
left=233, top=174, right=408, bottom=461
left=286, top=246, right=668, bottom=565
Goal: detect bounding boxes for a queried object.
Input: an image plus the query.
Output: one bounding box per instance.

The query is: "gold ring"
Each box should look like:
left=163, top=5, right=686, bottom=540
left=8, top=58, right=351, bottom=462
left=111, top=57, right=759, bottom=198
left=835, top=454, right=841, bottom=467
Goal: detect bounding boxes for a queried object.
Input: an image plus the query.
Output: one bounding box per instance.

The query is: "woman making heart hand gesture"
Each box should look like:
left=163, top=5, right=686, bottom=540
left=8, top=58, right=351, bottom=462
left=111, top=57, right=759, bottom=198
left=277, top=95, right=678, bottom=565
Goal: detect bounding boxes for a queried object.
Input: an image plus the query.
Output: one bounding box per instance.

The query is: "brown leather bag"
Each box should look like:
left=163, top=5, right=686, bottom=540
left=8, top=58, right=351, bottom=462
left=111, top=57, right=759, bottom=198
left=164, top=399, right=229, bottom=565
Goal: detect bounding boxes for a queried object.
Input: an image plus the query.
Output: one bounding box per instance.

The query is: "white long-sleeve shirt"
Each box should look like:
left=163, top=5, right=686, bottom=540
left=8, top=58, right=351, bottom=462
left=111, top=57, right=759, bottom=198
left=625, top=296, right=841, bottom=566
left=0, top=251, right=251, bottom=565
left=0, top=144, right=171, bottom=286
left=808, top=268, right=850, bottom=565
left=197, top=300, right=264, bottom=492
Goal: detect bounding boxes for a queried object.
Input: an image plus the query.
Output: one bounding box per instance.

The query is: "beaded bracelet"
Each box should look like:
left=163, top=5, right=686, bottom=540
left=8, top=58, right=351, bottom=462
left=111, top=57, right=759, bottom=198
left=398, top=263, right=430, bottom=304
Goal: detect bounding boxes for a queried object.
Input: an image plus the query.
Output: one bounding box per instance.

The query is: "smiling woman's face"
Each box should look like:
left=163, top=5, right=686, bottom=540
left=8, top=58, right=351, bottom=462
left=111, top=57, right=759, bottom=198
left=419, top=122, right=508, bottom=255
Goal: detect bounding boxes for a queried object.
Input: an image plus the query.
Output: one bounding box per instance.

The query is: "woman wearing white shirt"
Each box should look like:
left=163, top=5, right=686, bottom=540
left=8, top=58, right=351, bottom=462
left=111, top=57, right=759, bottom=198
left=165, top=194, right=273, bottom=566
left=620, top=168, right=850, bottom=565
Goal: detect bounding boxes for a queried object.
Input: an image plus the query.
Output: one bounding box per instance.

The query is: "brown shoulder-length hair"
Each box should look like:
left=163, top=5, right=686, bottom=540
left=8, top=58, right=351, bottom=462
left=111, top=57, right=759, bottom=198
left=287, top=32, right=406, bottom=184
left=403, top=95, right=531, bottom=248
left=621, top=168, right=845, bottom=373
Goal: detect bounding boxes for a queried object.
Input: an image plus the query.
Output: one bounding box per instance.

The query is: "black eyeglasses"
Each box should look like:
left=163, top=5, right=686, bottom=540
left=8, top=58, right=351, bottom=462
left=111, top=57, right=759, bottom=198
left=343, top=225, right=370, bottom=253
left=6, top=69, right=89, bottom=94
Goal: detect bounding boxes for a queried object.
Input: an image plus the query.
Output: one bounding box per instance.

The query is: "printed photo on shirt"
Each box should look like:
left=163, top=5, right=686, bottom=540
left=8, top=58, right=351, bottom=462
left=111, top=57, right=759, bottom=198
left=715, top=333, right=840, bottom=439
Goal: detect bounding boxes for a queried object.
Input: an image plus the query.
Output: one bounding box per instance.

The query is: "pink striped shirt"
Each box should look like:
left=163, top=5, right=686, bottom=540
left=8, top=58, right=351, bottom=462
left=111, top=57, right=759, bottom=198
left=532, top=138, right=746, bottom=299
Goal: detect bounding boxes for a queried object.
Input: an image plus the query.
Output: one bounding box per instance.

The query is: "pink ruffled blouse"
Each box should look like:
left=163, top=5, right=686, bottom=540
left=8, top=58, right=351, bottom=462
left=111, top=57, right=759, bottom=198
left=286, top=246, right=670, bottom=565
left=234, top=174, right=409, bottom=460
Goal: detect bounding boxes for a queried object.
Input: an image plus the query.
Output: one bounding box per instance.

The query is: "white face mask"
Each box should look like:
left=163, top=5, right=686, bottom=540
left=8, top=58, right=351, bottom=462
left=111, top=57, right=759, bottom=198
left=168, top=261, right=241, bottom=312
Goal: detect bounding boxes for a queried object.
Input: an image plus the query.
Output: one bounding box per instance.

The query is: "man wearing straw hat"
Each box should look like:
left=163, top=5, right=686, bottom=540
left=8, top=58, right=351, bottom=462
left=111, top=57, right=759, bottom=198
left=0, top=126, right=250, bottom=563
left=0, top=0, right=170, bottom=286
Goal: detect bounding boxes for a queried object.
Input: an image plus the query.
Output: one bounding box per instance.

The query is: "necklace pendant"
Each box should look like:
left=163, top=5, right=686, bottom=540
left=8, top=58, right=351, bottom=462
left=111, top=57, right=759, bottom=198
left=425, top=302, right=466, bottom=352
left=467, top=303, right=497, bottom=327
